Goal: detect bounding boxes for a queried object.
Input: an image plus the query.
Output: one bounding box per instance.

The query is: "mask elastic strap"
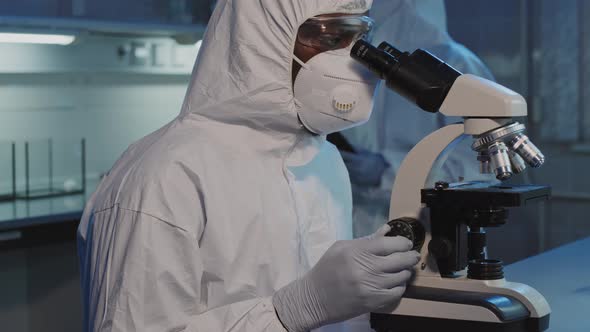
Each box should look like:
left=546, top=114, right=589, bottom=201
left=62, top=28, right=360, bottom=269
left=293, top=55, right=311, bottom=70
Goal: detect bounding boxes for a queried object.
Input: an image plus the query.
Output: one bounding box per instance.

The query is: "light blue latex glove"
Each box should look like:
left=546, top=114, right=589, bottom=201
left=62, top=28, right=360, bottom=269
left=340, top=149, right=391, bottom=187
left=272, top=225, right=420, bottom=332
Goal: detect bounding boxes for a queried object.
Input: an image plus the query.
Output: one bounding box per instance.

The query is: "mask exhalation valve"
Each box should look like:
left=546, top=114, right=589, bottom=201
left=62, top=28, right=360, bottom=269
left=331, top=85, right=358, bottom=113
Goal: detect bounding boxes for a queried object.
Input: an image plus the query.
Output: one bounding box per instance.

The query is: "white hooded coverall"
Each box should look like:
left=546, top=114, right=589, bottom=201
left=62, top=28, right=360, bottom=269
left=78, top=0, right=374, bottom=331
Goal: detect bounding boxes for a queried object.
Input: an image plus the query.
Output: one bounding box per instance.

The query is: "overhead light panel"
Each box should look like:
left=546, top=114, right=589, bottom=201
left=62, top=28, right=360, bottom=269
left=0, top=32, right=76, bottom=45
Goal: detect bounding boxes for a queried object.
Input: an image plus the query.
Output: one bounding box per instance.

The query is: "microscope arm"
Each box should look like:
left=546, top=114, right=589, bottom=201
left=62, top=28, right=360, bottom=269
left=388, top=124, right=464, bottom=277
left=388, top=117, right=511, bottom=276
left=389, top=123, right=464, bottom=222
left=386, top=71, right=528, bottom=275
left=387, top=72, right=536, bottom=226
left=389, top=115, right=516, bottom=223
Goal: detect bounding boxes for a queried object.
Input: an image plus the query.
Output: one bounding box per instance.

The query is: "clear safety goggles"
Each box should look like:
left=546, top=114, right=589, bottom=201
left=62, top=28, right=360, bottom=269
left=297, top=15, right=375, bottom=52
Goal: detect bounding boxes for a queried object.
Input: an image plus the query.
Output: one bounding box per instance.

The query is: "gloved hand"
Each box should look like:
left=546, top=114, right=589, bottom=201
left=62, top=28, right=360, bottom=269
left=340, top=149, right=390, bottom=187
left=272, top=225, right=420, bottom=332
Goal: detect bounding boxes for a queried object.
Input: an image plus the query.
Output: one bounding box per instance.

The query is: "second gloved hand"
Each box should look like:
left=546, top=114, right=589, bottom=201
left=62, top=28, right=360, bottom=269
left=272, top=226, right=420, bottom=332
left=340, top=148, right=390, bottom=187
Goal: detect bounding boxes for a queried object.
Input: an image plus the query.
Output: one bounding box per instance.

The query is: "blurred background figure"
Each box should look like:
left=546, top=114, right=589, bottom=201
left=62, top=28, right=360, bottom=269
left=329, top=0, right=496, bottom=237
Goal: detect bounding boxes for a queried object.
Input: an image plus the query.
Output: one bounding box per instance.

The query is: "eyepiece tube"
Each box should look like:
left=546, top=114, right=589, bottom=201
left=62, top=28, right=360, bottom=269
left=378, top=41, right=403, bottom=58
left=350, top=39, right=462, bottom=113
left=351, top=39, right=398, bottom=80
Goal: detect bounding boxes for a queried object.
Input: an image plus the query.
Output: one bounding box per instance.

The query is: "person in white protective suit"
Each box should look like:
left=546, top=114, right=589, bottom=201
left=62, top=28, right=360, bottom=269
left=333, top=0, right=496, bottom=237
left=77, top=0, right=422, bottom=331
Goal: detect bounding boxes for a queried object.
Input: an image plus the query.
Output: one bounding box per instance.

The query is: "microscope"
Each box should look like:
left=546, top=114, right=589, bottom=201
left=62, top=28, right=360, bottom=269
left=351, top=40, right=551, bottom=331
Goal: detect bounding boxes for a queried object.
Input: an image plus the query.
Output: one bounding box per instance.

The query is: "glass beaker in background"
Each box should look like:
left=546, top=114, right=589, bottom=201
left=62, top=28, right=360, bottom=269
left=17, top=138, right=86, bottom=200
left=0, top=141, right=16, bottom=202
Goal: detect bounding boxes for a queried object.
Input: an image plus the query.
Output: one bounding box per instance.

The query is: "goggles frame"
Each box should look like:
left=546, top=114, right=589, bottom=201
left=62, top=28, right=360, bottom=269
left=297, top=15, right=375, bottom=52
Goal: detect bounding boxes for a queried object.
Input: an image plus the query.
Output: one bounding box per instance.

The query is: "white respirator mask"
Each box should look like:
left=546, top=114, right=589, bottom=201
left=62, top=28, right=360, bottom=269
left=293, top=48, right=379, bottom=135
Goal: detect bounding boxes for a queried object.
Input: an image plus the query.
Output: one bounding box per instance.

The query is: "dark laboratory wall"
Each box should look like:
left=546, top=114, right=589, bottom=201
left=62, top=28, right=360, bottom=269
left=0, top=240, right=82, bottom=332
left=0, top=0, right=72, bottom=17
left=446, top=0, right=590, bottom=263
left=446, top=0, right=526, bottom=93
left=445, top=0, right=539, bottom=264
left=0, top=249, right=27, bottom=331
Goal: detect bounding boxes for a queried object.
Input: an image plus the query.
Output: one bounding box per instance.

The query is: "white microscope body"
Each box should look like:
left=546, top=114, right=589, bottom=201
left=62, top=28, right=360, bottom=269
left=351, top=41, right=550, bottom=331
left=382, top=74, right=550, bottom=329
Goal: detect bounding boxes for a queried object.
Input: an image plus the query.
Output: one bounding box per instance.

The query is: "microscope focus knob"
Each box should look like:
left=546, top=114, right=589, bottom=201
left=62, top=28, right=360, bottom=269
left=386, top=218, right=426, bottom=251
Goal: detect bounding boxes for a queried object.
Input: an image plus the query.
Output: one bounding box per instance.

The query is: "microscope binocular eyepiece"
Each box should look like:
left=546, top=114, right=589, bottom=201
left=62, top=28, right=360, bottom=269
left=472, top=122, right=545, bottom=181
left=350, top=40, right=461, bottom=113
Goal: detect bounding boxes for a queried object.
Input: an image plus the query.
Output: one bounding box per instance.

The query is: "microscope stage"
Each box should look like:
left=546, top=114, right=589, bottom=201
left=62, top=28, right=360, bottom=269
left=422, top=182, right=551, bottom=209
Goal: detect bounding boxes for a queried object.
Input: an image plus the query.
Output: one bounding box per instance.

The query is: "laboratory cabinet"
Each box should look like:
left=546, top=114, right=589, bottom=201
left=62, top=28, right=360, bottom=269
left=0, top=221, right=81, bottom=332
left=0, top=0, right=215, bottom=39
left=0, top=183, right=90, bottom=332
left=0, top=0, right=215, bottom=25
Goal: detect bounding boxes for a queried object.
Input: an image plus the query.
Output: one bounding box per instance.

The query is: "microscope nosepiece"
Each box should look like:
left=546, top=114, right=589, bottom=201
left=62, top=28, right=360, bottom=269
left=509, top=134, right=545, bottom=168
left=472, top=122, right=545, bottom=179
left=488, top=141, right=513, bottom=180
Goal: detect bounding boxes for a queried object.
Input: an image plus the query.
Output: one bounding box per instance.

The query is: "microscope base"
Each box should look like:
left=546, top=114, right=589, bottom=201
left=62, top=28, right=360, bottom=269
left=371, top=312, right=550, bottom=332
left=370, top=284, right=550, bottom=332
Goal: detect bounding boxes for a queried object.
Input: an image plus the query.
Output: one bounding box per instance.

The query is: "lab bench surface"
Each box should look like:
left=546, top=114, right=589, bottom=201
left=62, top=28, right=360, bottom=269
left=0, top=178, right=588, bottom=331
left=505, top=237, right=590, bottom=331
left=0, top=180, right=98, bottom=249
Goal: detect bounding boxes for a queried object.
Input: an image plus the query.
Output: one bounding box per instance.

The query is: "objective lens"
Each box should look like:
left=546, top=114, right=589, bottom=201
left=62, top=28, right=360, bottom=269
left=508, top=150, right=527, bottom=174
left=509, top=134, right=545, bottom=168
left=477, top=151, right=492, bottom=174
left=488, top=142, right=513, bottom=181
